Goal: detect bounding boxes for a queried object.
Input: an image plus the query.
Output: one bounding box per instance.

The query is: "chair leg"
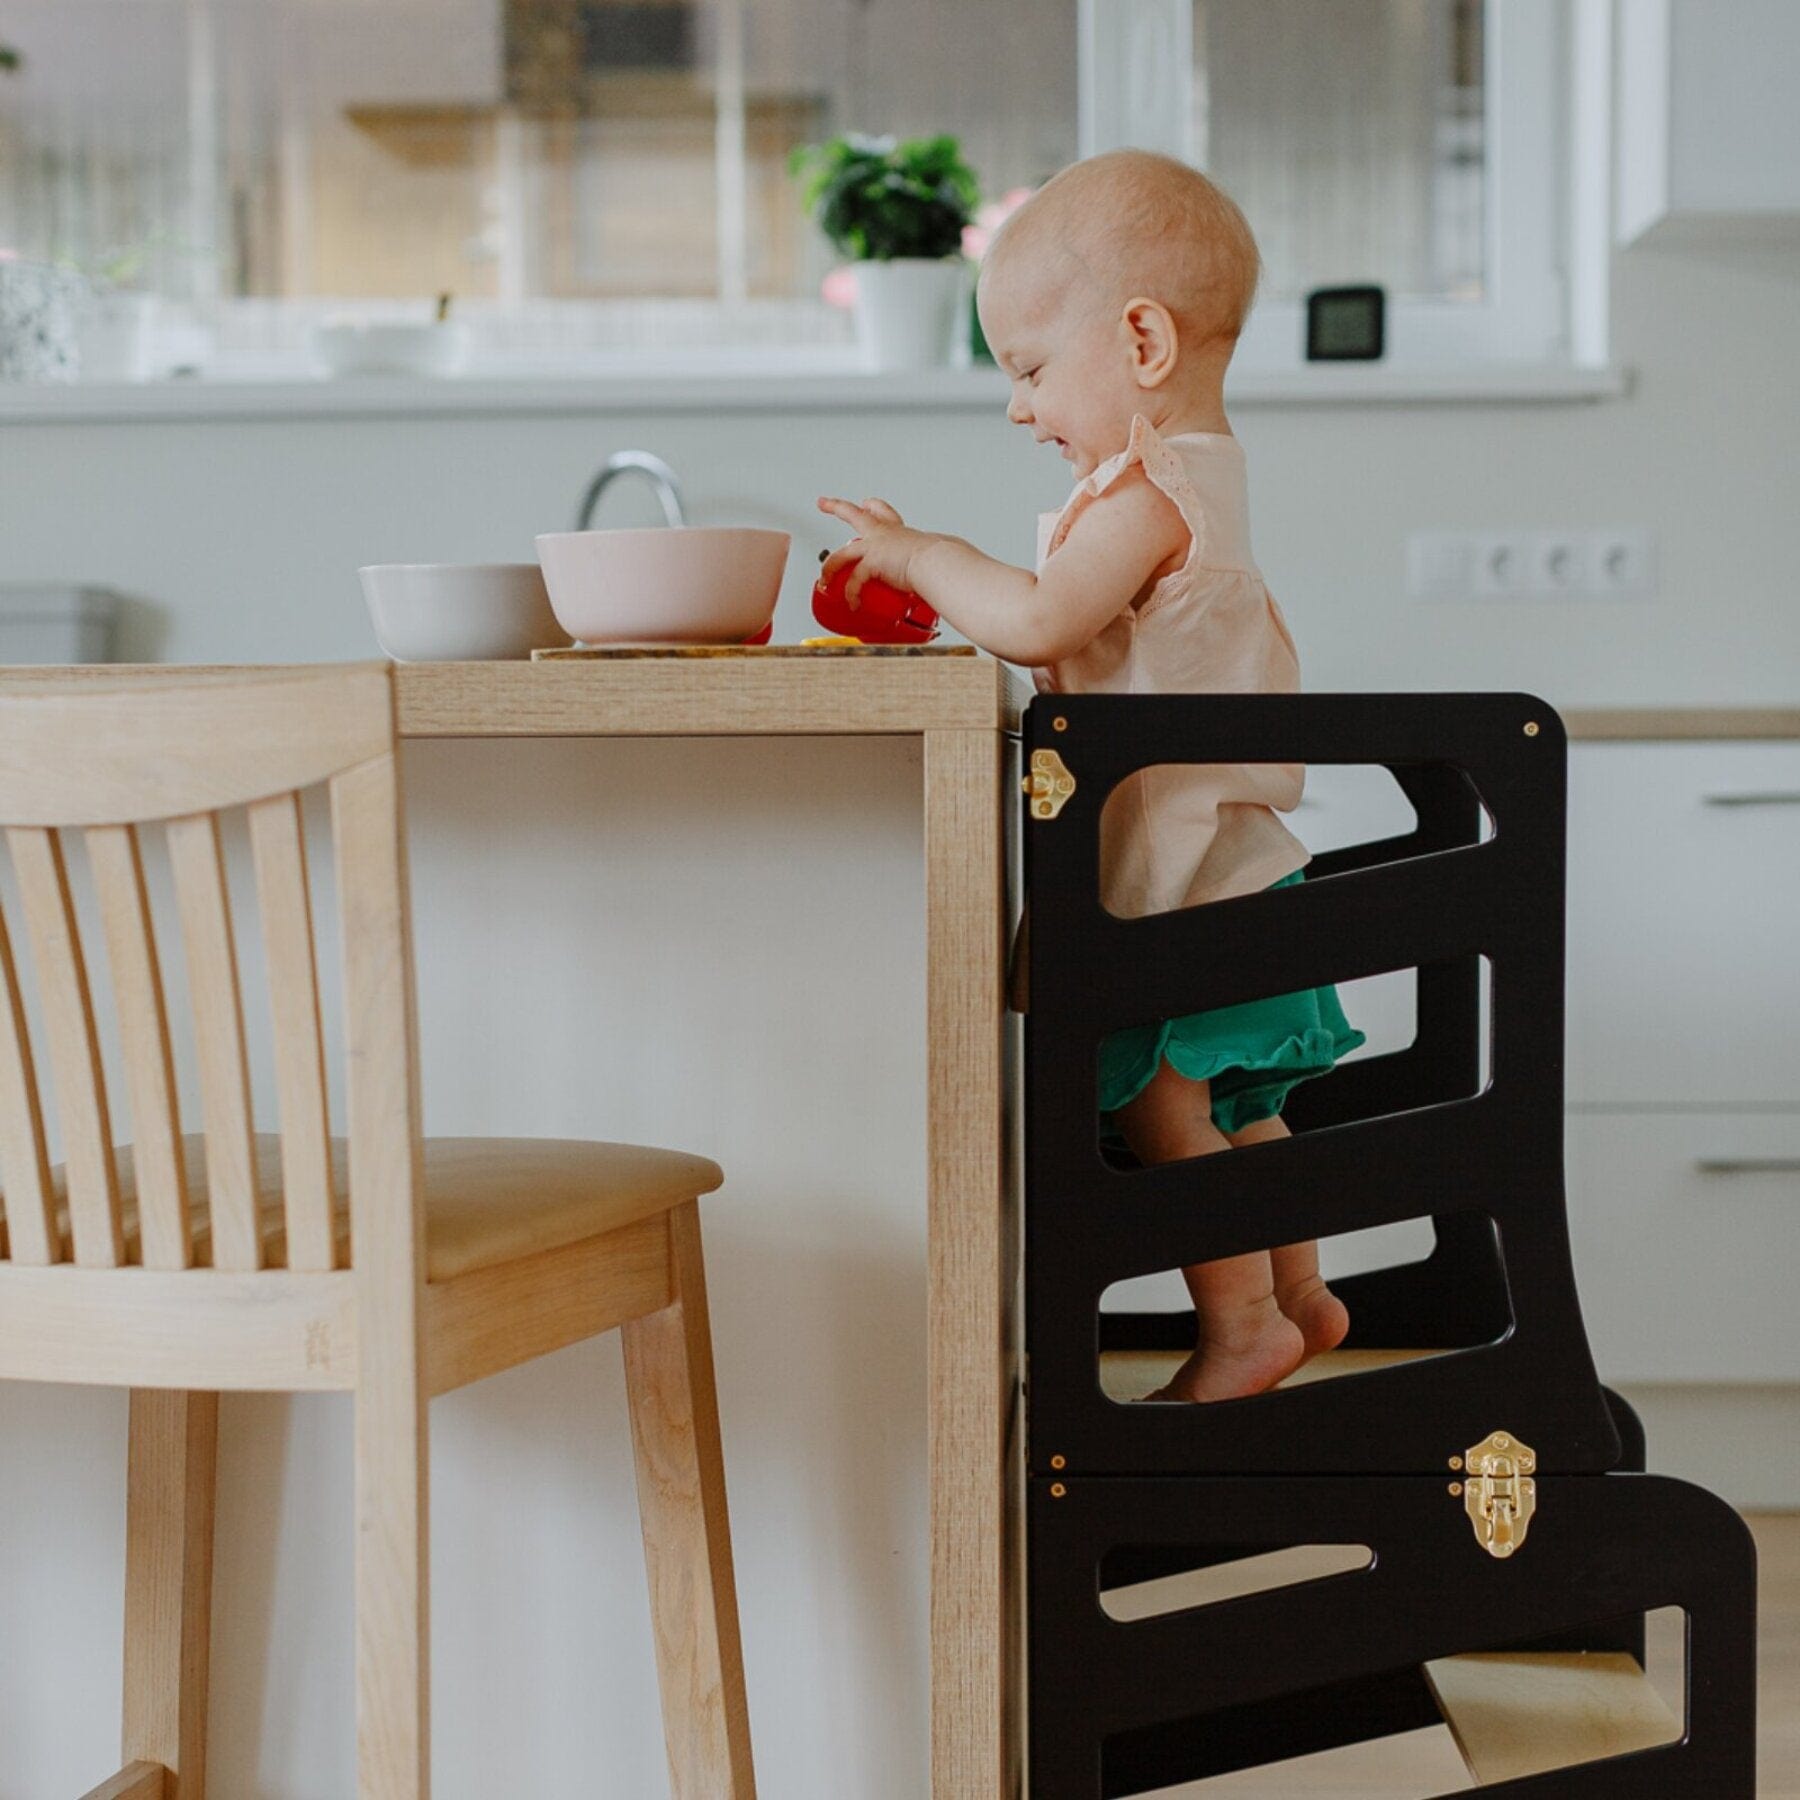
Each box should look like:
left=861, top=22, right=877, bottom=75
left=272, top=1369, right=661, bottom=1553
left=355, top=1369, right=430, bottom=1799
left=122, top=1390, right=218, bottom=1800
left=622, top=1200, right=757, bottom=1799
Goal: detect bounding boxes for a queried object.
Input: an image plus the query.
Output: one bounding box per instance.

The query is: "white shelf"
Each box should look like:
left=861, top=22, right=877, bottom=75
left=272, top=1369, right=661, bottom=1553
left=0, top=361, right=1629, bottom=424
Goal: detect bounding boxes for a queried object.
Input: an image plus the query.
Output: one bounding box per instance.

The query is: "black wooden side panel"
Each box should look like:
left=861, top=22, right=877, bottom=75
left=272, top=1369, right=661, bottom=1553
left=1022, top=694, right=1619, bottom=1476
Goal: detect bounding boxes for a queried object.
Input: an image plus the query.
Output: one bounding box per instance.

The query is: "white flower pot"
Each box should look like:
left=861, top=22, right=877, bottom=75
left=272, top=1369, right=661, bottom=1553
left=78, top=290, right=159, bottom=382
left=851, top=257, right=969, bottom=372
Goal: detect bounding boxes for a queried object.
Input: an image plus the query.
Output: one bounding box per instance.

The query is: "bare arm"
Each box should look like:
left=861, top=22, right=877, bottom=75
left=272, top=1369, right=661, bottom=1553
left=817, top=471, right=1187, bottom=667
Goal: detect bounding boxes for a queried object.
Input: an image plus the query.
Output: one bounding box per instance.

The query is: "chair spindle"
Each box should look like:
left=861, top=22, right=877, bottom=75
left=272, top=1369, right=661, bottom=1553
left=167, top=812, right=261, bottom=1273
left=6, top=826, right=123, bottom=1266
left=249, top=791, right=336, bottom=1271
left=87, top=824, right=192, bottom=1271
left=0, top=891, right=56, bottom=1265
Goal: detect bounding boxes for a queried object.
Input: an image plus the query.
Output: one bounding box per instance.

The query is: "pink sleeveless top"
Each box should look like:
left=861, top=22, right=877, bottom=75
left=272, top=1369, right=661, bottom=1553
left=1033, top=414, right=1310, bottom=919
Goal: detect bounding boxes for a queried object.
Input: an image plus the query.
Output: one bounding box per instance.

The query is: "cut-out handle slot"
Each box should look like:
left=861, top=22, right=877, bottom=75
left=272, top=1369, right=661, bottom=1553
left=1099, top=1541, right=1373, bottom=1624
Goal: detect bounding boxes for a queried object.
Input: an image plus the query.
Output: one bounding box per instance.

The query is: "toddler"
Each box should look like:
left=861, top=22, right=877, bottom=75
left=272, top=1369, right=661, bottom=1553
left=819, top=150, right=1364, bottom=1403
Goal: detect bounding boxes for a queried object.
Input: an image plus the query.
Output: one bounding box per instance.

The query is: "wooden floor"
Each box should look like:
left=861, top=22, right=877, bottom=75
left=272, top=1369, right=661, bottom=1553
left=1118, top=1513, right=1797, bottom=1797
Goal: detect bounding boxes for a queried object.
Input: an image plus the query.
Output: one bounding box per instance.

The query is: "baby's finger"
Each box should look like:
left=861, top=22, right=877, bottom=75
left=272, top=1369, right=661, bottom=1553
left=860, top=496, right=904, bottom=526
left=819, top=541, right=864, bottom=587
left=817, top=496, right=873, bottom=531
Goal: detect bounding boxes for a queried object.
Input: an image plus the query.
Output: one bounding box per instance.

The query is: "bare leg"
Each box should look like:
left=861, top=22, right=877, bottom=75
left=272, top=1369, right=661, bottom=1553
left=1223, top=1113, right=1350, bottom=1364
left=1114, top=1062, right=1304, bottom=1402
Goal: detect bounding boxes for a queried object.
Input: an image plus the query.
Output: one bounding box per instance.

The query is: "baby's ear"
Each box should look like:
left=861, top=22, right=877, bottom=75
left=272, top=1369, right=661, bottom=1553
left=1121, top=296, right=1179, bottom=389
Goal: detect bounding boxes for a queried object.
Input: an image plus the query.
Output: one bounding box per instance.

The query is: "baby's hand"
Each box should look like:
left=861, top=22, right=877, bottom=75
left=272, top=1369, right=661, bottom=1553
left=817, top=495, right=935, bottom=607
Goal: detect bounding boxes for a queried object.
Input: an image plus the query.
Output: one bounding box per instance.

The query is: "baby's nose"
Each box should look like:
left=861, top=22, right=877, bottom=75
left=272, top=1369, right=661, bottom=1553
left=1007, top=391, right=1033, bottom=425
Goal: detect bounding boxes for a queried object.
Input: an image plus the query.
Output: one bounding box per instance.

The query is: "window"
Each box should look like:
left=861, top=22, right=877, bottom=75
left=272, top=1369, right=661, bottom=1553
left=0, top=0, right=1595, bottom=379
left=1082, top=0, right=1594, bottom=372
left=0, top=0, right=1075, bottom=369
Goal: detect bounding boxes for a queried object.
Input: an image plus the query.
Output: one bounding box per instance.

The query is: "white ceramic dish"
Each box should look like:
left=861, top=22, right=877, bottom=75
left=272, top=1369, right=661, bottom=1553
left=359, top=563, right=568, bottom=661
left=534, top=526, right=790, bottom=645
left=313, top=321, right=471, bottom=378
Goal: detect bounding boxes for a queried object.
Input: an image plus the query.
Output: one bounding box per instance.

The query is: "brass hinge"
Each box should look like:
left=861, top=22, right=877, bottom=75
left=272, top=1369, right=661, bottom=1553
left=1023, top=748, right=1076, bottom=820
left=1455, top=1430, right=1537, bottom=1559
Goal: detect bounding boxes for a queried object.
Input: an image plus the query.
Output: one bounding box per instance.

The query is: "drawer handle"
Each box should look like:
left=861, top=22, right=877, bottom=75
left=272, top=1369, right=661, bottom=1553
left=1701, top=792, right=1800, bottom=807
left=1694, top=1157, right=1800, bottom=1175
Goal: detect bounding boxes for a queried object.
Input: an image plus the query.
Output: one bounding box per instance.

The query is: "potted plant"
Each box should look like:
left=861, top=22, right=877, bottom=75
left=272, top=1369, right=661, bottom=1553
left=0, top=43, right=164, bottom=384
left=74, top=240, right=163, bottom=382
left=0, top=43, right=82, bottom=383
left=790, top=132, right=980, bottom=371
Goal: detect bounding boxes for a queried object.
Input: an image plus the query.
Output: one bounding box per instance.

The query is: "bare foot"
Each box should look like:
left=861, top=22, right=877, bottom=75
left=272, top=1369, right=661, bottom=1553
left=1277, top=1274, right=1350, bottom=1364
left=1139, top=1297, right=1306, bottom=1403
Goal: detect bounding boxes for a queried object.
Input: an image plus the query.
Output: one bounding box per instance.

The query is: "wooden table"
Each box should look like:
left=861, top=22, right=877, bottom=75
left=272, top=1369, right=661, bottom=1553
left=21, top=652, right=1026, bottom=1796
left=433, top=654, right=1025, bottom=1796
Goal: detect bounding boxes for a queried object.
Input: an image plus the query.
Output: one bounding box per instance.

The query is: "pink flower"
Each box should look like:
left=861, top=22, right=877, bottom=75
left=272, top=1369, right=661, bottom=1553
left=821, top=264, right=858, bottom=309
left=964, top=186, right=1036, bottom=261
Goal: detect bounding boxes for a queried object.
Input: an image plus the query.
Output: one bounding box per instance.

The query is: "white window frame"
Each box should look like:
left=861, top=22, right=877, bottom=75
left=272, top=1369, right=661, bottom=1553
left=1078, top=0, right=1612, bottom=374
left=8, top=0, right=1620, bottom=399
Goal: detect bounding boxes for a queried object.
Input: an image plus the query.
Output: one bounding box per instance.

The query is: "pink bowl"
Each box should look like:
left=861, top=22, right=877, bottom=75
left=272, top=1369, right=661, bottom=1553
left=534, top=526, right=790, bottom=644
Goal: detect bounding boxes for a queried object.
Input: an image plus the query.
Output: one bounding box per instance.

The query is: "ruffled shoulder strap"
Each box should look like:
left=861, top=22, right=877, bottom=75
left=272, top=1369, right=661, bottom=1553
left=1043, top=413, right=1208, bottom=576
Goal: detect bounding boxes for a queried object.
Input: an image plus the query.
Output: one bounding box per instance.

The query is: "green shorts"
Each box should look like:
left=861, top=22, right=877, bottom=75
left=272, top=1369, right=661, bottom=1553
left=1098, top=871, right=1367, bottom=1136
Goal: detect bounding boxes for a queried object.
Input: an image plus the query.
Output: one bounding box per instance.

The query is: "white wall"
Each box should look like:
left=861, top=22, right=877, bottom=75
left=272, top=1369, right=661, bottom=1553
left=0, top=242, right=1797, bottom=1796
left=7, top=243, right=1799, bottom=695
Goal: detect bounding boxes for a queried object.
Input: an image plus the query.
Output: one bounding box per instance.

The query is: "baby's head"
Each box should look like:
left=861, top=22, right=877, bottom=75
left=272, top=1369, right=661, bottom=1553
left=977, top=150, right=1259, bottom=477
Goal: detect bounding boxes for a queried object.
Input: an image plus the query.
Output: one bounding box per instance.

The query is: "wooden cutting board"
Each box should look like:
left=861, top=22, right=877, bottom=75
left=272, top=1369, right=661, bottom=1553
left=532, top=643, right=977, bottom=660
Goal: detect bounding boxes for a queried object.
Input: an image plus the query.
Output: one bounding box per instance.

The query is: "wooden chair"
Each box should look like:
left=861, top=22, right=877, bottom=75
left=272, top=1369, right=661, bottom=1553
left=0, top=664, right=755, bottom=1800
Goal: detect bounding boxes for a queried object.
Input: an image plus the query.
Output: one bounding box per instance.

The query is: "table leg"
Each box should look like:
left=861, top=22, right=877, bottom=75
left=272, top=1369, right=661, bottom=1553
left=923, top=728, right=1016, bottom=1797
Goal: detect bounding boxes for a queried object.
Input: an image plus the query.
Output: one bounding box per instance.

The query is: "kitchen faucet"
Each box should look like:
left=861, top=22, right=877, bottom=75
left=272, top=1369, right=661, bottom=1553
left=574, top=450, right=688, bottom=531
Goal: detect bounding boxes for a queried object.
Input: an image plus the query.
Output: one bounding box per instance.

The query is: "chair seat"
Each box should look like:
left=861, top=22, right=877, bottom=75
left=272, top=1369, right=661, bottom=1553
left=53, top=1134, right=724, bottom=1281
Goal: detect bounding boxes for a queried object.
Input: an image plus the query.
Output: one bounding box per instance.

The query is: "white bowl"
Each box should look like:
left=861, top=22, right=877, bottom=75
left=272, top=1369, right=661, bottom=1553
left=313, top=321, right=471, bottom=379
left=359, top=563, right=568, bottom=661
left=534, top=527, right=790, bottom=645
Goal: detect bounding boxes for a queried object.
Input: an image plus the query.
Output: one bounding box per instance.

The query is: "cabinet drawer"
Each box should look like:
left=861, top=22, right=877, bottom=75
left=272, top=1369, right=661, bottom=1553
left=1565, top=1110, right=1800, bottom=1382
left=1566, top=744, right=1800, bottom=1105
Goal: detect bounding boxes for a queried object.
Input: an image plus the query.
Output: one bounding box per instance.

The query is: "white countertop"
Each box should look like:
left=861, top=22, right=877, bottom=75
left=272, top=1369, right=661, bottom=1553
left=0, top=362, right=1630, bottom=424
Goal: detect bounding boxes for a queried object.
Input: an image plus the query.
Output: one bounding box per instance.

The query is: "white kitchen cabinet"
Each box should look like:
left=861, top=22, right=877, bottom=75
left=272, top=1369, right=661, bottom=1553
left=1617, top=0, right=1800, bottom=246
left=1565, top=742, right=1800, bottom=1106
left=1562, top=735, right=1800, bottom=1390
left=1565, top=1110, right=1800, bottom=1382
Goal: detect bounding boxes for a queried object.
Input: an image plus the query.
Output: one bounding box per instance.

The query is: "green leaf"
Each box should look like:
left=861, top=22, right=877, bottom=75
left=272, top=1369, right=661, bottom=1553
left=790, top=130, right=981, bottom=261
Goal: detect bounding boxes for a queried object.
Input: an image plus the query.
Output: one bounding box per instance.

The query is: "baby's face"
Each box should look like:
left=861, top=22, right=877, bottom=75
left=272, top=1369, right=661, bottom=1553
left=978, top=265, right=1142, bottom=481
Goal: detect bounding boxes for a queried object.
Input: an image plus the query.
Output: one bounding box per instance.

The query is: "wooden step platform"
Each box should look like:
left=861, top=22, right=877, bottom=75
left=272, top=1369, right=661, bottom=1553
left=1097, top=1346, right=1439, bottom=1404
left=1423, top=1652, right=1682, bottom=1784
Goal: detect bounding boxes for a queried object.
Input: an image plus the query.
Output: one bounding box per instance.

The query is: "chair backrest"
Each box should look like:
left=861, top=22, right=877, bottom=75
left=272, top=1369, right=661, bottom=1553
left=0, top=664, right=419, bottom=1276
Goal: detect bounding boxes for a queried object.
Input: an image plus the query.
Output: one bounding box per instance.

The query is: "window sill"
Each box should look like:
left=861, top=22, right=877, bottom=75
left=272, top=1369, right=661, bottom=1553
left=0, top=360, right=1629, bottom=424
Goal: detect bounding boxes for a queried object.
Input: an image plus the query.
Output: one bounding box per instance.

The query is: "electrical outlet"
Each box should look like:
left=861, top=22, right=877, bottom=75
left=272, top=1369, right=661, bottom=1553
left=1470, top=533, right=1532, bottom=597
left=1527, top=532, right=1590, bottom=597
left=1588, top=529, right=1655, bottom=599
left=1405, top=530, right=1469, bottom=600
left=1410, top=528, right=1655, bottom=601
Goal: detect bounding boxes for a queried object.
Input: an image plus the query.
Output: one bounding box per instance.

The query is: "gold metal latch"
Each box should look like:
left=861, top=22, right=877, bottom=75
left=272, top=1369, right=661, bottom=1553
left=1456, top=1430, right=1537, bottom=1559
left=1023, top=749, right=1076, bottom=820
